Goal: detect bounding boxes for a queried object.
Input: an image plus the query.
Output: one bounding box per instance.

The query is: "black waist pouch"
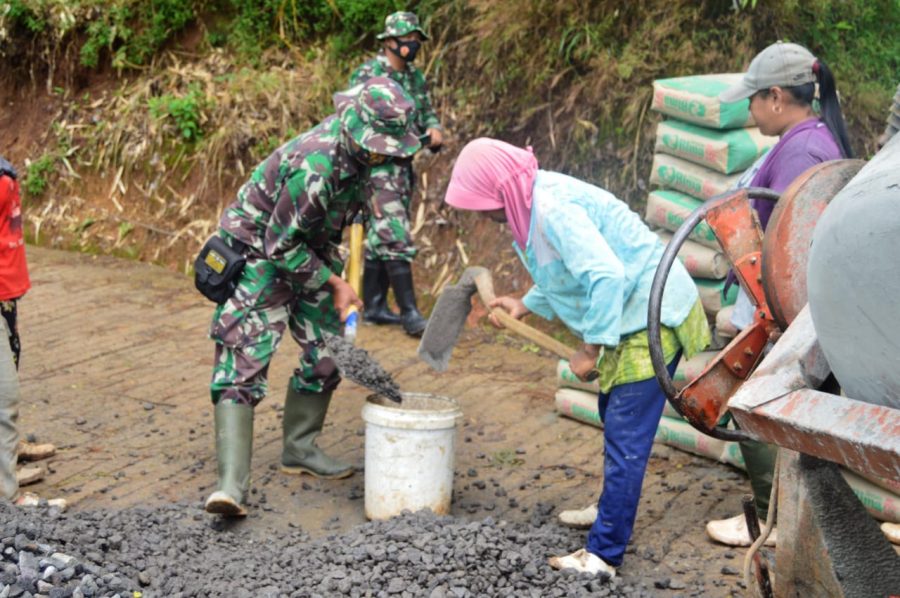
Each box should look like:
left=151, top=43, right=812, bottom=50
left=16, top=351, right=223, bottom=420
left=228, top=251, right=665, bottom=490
left=194, top=236, right=247, bottom=304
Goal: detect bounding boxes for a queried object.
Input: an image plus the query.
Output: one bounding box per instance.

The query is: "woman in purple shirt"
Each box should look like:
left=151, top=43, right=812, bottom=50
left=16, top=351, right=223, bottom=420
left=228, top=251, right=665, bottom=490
left=707, top=41, right=853, bottom=547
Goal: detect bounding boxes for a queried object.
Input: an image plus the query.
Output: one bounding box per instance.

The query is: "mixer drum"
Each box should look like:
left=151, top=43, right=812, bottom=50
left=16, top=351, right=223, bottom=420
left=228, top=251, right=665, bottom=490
left=807, top=135, right=900, bottom=410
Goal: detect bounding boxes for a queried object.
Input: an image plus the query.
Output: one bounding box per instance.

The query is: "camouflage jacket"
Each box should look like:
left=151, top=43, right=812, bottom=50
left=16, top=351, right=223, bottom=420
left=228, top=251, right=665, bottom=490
left=219, top=115, right=362, bottom=290
left=350, top=51, right=441, bottom=134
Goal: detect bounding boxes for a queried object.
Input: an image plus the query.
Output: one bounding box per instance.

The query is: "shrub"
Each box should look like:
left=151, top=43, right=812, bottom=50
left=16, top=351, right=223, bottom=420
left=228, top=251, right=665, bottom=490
left=223, top=0, right=406, bottom=61
left=23, top=154, right=56, bottom=198
left=148, top=84, right=210, bottom=142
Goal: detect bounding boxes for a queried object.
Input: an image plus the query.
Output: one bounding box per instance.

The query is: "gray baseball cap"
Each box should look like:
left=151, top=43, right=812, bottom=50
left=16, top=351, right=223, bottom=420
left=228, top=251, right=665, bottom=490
left=719, top=41, right=817, bottom=103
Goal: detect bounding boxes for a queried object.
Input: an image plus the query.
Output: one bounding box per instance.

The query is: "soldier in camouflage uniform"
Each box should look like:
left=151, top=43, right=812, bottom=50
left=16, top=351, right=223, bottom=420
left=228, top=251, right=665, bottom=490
left=204, top=77, right=421, bottom=517
left=350, top=11, right=443, bottom=336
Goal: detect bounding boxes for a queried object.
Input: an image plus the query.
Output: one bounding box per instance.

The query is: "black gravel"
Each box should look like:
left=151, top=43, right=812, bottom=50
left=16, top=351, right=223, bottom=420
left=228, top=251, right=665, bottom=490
left=326, top=334, right=403, bottom=403
left=0, top=502, right=667, bottom=598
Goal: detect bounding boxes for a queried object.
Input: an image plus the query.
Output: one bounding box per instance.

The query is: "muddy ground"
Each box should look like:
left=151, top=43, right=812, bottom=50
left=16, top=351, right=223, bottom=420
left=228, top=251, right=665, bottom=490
left=13, top=246, right=756, bottom=596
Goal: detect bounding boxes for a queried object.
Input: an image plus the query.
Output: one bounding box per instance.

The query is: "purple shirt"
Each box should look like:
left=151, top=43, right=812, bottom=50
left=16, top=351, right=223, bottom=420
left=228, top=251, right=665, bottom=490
left=751, top=118, right=843, bottom=229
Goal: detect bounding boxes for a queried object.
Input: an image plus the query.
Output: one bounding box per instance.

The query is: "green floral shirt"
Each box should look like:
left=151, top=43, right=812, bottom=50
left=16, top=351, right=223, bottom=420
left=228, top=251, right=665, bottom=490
left=595, top=298, right=710, bottom=394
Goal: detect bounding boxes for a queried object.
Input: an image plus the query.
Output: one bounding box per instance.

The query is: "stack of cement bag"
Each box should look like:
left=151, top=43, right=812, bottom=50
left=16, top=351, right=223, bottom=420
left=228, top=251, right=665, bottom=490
left=554, top=358, right=744, bottom=469
left=643, top=73, right=778, bottom=347
left=553, top=360, right=900, bottom=525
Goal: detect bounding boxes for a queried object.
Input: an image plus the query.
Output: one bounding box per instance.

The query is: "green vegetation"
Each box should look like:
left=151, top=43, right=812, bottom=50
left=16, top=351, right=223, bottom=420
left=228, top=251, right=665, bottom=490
left=1, top=0, right=896, bottom=266
left=223, top=0, right=405, bottom=61
left=1, top=0, right=406, bottom=67
left=3, top=0, right=195, bottom=68
left=490, top=449, right=525, bottom=468
left=148, top=84, right=210, bottom=142
left=22, top=154, right=56, bottom=198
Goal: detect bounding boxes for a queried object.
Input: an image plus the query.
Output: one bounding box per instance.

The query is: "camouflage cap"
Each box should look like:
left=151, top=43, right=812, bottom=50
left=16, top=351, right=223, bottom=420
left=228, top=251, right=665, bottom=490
left=376, top=11, right=429, bottom=41
left=333, top=77, right=421, bottom=158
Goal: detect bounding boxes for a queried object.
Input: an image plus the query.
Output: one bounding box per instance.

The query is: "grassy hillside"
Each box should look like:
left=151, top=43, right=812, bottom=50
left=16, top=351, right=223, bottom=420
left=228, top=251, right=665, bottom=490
left=1, top=0, right=897, bottom=301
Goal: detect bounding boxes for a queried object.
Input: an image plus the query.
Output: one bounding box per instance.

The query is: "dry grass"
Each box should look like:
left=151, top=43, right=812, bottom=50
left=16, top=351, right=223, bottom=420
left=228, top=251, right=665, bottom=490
left=22, top=45, right=348, bottom=269
left=8, top=0, right=895, bottom=282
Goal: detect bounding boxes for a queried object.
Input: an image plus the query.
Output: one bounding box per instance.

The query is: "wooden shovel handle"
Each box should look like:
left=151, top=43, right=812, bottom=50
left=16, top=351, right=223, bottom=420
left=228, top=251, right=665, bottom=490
left=473, top=269, right=574, bottom=360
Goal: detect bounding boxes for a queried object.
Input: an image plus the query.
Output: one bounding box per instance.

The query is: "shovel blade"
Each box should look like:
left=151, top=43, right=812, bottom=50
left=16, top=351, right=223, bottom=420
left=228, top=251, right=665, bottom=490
left=417, top=284, right=474, bottom=371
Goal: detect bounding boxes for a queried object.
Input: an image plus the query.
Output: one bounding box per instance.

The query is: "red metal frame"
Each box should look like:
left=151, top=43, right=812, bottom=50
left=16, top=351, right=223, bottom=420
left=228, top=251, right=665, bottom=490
left=670, top=162, right=865, bottom=439
left=672, top=190, right=779, bottom=434
left=728, top=307, right=900, bottom=482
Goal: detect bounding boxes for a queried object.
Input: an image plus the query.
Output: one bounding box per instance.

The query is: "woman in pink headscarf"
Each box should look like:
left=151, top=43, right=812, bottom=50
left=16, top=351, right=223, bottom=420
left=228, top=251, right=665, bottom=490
left=445, top=138, right=709, bottom=578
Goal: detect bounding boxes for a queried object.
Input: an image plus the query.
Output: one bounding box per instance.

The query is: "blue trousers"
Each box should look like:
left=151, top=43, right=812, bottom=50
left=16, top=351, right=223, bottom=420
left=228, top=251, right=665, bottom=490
left=585, top=352, right=680, bottom=566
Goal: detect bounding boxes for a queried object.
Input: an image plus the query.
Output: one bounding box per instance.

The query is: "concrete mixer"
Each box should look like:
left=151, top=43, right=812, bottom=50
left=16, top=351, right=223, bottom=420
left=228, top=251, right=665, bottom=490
left=648, top=134, right=900, bottom=597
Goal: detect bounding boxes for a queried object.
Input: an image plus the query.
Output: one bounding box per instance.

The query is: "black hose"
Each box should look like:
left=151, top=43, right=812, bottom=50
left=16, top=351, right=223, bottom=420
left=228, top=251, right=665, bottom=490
left=647, top=188, right=778, bottom=442
left=648, top=199, right=715, bottom=404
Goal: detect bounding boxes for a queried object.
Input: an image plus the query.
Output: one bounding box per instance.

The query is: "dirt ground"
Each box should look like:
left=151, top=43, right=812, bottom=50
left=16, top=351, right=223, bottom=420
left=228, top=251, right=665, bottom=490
left=16, top=246, right=755, bottom=596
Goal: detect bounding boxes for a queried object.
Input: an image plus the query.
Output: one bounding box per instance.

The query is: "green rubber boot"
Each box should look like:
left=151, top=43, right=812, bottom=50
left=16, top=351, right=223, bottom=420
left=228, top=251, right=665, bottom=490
left=204, top=401, right=254, bottom=517
left=280, top=387, right=354, bottom=480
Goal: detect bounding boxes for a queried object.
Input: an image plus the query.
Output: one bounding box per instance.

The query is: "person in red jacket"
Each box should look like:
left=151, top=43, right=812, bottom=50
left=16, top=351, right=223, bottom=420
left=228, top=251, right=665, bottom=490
left=0, top=157, right=58, bottom=506
left=0, top=157, right=30, bottom=369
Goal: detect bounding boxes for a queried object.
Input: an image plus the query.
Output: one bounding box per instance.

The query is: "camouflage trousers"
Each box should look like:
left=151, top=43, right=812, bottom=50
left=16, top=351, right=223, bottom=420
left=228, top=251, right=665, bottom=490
left=209, top=257, right=341, bottom=407
left=364, top=159, right=417, bottom=263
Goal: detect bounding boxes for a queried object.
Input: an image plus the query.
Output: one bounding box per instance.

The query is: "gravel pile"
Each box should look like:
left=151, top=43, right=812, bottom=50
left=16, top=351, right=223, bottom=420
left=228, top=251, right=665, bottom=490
left=0, top=502, right=669, bottom=598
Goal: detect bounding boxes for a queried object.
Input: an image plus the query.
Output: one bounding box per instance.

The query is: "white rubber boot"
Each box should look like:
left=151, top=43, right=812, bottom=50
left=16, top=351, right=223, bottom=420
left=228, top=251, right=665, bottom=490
left=17, top=440, right=56, bottom=462
left=15, top=465, right=43, bottom=486
left=558, top=504, right=598, bottom=529
left=548, top=548, right=616, bottom=578
left=706, top=513, right=777, bottom=547
left=882, top=522, right=900, bottom=546
left=15, top=492, right=67, bottom=510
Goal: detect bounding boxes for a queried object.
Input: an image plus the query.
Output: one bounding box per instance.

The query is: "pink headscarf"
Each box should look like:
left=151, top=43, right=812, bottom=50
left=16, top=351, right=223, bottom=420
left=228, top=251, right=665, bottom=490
left=444, top=138, right=539, bottom=250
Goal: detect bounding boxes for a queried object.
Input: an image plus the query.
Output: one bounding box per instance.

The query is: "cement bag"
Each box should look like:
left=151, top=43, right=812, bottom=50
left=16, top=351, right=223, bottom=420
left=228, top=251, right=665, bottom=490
left=856, top=470, right=900, bottom=498
left=672, top=351, right=718, bottom=391
left=841, top=468, right=900, bottom=523
left=645, top=190, right=720, bottom=250
left=708, top=328, right=731, bottom=352
left=555, top=388, right=602, bottom=428
left=719, top=441, right=747, bottom=471
left=555, top=385, right=684, bottom=424
left=555, top=390, right=748, bottom=469
left=655, top=120, right=777, bottom=174
left=654, top=416, right=746, bottom=470
left=650, top=153, right=743, bottom=201
left=695, top=278, right=738, bottom=315
left=556, top=360, right=600, bottom=394
left=652, top=74, right=753, bottom=129
left=715, top=305, right=738, bottom=339
left=661, top=400, right=682, bottom=421
left=656, top=231, right=729, bottom=279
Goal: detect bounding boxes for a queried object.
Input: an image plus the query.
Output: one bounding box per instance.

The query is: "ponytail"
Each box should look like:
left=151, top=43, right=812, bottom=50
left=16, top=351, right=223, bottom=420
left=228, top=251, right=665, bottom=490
left=782, top=59, right=854, bottom=158
left=812, top=60, right=854, bottom=158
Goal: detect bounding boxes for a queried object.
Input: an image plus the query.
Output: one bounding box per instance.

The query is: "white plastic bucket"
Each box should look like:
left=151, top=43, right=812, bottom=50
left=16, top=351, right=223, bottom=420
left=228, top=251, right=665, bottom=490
left=361, top=392, right=462, bottom=520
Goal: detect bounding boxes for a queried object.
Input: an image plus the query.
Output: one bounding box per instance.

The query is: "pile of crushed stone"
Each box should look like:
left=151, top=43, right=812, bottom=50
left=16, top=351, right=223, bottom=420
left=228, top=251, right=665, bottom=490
left=0, top=501, right=674, bottom=598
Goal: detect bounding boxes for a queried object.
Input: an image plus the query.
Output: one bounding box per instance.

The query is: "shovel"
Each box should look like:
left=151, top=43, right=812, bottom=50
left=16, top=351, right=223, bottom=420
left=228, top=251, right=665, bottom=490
left=418, top=266, right=577, bottom=372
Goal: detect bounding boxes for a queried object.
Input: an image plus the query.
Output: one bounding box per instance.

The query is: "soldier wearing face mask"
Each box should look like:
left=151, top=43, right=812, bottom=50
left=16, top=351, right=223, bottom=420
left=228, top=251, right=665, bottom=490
left=349, top=11, right=444, bottom=337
